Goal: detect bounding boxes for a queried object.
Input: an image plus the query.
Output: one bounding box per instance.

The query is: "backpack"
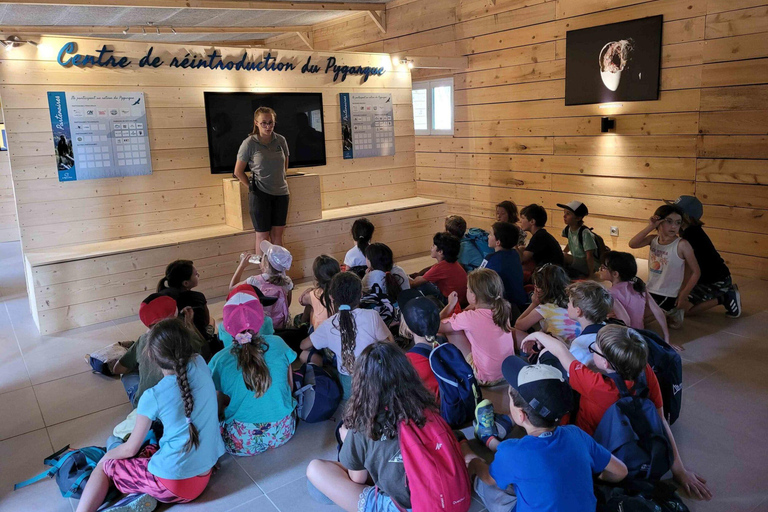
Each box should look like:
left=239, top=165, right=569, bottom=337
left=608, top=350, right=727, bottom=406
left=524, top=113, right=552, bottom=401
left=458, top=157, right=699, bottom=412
left=293, top=362, right=342, bottom=423
left=562, top=225, right=610, bottom=264
left=14, top=445, right=110, bottom=499
left=87, top=341, right=133, bottom=376
left=637, top=329, right=683, bottom=425
left=462, top=228, right=494, bottom=271
left=593, top=372, right=673, bottom=481
left=398, top=409, right=472, bottom=512
left=360, top=283, right=399, bottom=327
left=596, top=480, right=690, bottom=512
left=411, top=343, right=482, bottom=428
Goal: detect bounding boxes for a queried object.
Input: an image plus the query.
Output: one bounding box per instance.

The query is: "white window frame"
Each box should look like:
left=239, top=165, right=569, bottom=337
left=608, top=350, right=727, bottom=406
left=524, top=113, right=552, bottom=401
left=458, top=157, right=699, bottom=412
left=413, top=78, right=454, bottom=136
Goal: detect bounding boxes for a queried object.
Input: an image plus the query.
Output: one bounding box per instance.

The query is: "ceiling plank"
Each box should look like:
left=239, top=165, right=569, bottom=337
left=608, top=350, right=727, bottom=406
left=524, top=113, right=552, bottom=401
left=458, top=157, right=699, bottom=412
left=0, top=0, right=386, bottom=11
left=0, top=25, right=307, bottom=34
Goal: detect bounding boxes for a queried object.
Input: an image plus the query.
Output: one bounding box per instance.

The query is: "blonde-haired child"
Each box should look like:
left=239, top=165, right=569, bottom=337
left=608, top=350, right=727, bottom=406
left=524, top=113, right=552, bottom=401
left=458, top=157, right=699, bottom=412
left=439, top=268, right=516, bottom=386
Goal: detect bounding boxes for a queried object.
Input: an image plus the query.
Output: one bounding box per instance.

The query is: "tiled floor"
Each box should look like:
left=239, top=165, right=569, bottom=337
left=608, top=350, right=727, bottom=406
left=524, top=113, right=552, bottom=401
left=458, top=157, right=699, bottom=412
left=0, top=241, right=766, bottom=512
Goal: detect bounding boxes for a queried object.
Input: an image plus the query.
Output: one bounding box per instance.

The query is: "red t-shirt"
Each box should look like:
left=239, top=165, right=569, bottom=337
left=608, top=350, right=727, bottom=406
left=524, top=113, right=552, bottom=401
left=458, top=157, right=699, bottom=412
left=406, top=351, right=440, bottom=401
left=423, top=260, right=467, bottom=313
left=569, top=361, right=663, bottom=436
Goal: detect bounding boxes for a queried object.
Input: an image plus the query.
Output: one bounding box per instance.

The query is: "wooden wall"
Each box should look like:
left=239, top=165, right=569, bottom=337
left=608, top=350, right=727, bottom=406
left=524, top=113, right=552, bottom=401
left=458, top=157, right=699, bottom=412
left=272, top=0, right=768, bottom=279
left=0, top=36, right=415, bottom=253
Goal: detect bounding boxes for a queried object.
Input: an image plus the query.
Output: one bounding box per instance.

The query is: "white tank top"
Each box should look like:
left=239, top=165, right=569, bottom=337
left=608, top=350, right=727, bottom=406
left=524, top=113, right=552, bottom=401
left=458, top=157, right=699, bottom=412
left=647, top=237, right=685, bottom=298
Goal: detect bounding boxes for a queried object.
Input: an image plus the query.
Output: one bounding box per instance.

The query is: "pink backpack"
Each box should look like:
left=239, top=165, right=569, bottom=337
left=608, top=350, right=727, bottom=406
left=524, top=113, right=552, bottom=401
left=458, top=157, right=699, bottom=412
left=398, top=409, right=471, bottom=512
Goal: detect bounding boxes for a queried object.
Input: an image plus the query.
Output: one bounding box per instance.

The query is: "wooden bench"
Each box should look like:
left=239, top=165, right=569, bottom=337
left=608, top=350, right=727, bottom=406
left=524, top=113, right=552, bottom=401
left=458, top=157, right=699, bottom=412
left=25, top=196, right=446, bottom=334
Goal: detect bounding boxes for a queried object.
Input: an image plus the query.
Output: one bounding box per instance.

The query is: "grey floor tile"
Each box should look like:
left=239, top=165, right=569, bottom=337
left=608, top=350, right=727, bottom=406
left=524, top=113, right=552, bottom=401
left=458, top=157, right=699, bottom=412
left=47, top=402, right=133, bottom=450
left=266, top=476, right=345, bottom=512
left=227, top=494, right=280, bottom=512
left=34, top=371, right=129, bottom=426
left=0, top=386, right=45, bottom=441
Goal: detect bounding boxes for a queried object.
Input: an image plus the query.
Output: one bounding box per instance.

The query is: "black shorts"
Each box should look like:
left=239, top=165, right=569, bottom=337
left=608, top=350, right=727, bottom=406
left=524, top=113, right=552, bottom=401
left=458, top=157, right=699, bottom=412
left=650, top=293, right=677, bottom=312
left=249, top=186, right=289, bottom=233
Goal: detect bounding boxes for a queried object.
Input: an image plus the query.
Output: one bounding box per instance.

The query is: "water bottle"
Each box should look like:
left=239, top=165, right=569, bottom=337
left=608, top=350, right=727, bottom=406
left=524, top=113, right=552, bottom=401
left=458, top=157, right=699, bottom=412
left=239, top=253, right=262, bottom=265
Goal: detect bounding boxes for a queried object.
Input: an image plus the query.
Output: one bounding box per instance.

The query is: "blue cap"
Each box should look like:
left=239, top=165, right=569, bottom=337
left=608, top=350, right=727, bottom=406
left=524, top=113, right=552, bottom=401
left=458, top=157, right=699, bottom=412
left=665, top=195, right=703, bottom=221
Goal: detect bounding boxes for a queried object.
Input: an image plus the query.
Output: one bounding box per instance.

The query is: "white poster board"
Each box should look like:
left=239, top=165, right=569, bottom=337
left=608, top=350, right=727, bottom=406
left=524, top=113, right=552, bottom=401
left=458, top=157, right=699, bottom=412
left=339, top=93, right=395, bottom=159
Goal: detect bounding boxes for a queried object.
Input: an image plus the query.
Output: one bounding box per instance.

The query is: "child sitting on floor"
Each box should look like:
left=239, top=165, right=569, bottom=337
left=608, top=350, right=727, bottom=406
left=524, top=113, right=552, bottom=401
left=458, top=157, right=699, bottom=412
left=558, top=200, right=598, bottom=278
left=399, top=289, right=441, bottom=400
left=439, top=268, right=516, bottom=386
left=446, top=214, right=493, bottom=272
left=519, top=204, right=564, bottom=268
left=300, top=271, right=394, bottom=399
left=521, top=325, right=712, bottom=501
left=230, top=241, right=294, bottom=329
left=409, top=231, right=468, bottom=312
left=564, top=281, right=612, bottom=368
left=481, top=222, right=528, bottom=311
left=298, top=255, right=341, bottom=331
left=629, top=204, right=701, bottom=329
left=463, top=355, right=628, bottom=512
left=343, top=217, right=374, bottom=278
left=361, top=242, right=410, bottom=301
left=75, top=319, right=225, bottom=512
left=598, top=251, right=672, bottom=346
left=514, top=264, right=581, bottom=348
left=209, top=286, right=297, bottom=456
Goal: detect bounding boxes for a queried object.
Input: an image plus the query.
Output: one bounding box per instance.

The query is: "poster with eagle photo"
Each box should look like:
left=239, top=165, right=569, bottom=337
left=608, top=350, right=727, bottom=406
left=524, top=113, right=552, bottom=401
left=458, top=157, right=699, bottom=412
left=565, top=15, right=663, bottom=106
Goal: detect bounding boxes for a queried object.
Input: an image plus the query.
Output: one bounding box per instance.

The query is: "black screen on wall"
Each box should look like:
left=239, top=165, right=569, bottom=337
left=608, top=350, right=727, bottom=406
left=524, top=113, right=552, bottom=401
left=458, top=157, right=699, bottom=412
left=203, top=92, right=326, bottom=174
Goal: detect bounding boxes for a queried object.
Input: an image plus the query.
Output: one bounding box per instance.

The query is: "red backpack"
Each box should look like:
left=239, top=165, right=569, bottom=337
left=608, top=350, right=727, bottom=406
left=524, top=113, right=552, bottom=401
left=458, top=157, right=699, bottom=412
left=398, top=409, right=471, bottom=512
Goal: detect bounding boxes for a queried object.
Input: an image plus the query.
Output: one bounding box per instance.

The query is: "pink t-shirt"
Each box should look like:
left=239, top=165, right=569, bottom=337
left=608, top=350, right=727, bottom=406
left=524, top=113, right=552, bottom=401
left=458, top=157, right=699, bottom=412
left=445, top=309, right=516, bottom=383
left=609, top=281, right=645, bottom=330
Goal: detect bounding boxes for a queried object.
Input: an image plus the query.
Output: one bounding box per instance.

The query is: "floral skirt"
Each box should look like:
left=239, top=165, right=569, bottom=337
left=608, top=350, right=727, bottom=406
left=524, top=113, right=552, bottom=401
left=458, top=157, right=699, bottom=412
left=221, top=410, right=296, bottom=456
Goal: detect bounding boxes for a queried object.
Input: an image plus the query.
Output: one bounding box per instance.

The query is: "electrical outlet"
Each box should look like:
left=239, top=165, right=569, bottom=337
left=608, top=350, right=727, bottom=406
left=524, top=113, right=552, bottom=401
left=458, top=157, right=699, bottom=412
left=610, top=226, right=619, bottom=237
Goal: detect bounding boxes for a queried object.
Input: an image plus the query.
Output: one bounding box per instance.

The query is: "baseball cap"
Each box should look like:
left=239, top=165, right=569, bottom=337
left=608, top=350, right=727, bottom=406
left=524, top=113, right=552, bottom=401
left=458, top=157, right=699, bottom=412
left=227, top=282, right=278, bottom=307
left=223, top=289, right=265, bottom=336
left=399, top=290, right=440, bottom=337
left=260, top=240, right=293, bottom=272
left=664, top=195, right=702, bottom=221
left=501, top=356, right=573, bottom=422
left=139, top=293, right=178, bottom=328
left=556, top=200, right=589, bottom=218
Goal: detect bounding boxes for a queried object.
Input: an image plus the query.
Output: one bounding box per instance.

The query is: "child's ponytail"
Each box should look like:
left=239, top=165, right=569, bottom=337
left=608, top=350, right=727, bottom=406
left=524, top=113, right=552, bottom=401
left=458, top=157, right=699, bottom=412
left=145, top=318, right=201, bottom=453
left=158, top=260, right=195, bottom=292
left=232, top=330, right=272, bottom=398
left=351, top=218, right=374, bottom=255
left=330, top=272, right=363, bottom=373
left=468, top=268, right=513, bottom=332
left=604, top=252, right=646, bottom=294
left=365, top=243, right=402, bottom=302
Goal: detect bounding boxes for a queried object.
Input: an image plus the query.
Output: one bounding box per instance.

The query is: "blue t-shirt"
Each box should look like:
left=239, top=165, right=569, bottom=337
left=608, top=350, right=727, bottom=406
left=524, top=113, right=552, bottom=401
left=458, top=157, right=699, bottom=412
left=481, top=250, right=528, bottom=308
left=208, top=331, right=297, bottom=425
left=489, top=425, right=611, bottom=512
left=136, top=355, right=225, bottom=479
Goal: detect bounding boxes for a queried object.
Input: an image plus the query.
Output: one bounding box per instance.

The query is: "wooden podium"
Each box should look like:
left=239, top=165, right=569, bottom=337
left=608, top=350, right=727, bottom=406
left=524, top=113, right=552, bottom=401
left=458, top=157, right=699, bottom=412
left=223, top=173, right=322, bottom=230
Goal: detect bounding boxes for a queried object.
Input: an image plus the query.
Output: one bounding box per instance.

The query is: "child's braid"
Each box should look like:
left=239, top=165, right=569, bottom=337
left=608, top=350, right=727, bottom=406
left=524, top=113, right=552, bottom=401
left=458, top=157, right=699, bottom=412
left=175, top=360, right=201, bottom=453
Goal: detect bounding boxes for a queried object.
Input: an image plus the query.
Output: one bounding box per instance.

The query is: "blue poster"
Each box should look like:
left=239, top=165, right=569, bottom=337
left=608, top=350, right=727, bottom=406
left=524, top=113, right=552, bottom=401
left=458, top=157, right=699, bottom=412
left=339, top=93, right=353, bottom=160
left=339, top=93, right=395, bottom=160
left=47, top=91, right=153, bottom=182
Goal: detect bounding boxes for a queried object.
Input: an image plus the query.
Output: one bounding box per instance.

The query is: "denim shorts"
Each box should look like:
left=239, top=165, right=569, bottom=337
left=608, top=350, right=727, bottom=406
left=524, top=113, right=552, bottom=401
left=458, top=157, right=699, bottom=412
left=358, top=486, right=409, bottom=512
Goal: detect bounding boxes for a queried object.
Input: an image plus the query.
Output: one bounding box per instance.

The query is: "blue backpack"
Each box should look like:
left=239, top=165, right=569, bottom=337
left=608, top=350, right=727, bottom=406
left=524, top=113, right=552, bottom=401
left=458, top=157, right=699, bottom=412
left=461, top=228, right=494, bottom=271
left=637, top=329, right=683, bottom=425
left=14, top=445, right=110, bottom=499
left=411, top=342, right=482, bottom=428
left=294, top=362, right=342, bottom=423
left=593, top=372, right=673, bottom=481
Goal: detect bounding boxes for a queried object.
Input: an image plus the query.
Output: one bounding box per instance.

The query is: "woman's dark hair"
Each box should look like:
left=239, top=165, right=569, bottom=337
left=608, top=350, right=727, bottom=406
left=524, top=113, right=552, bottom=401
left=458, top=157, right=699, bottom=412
left=313, top=255, right=341, bottom=317
left=496, top=200, right=519, bottom=223
left=158, top=260, right=195, bottom=292
left=145, top=318, right=201, bottom=453
left=532, top=264, right=571, bottom=308
left=520, top=204, right=547, bottom=228
left=351, top=218, right=375, bottom=255
left=365, top=243, right=403, bottom=302
left=492, top=222, right=521, bottom=250
left=343, top=342, right=438, bottom=440
left=231, top=330, right=271, bottom=398
left=330, top=271, right=363, bottom=373
left=654, top=204, right=684, bottom=221
left=432, top=232, right=461, bottom=263
left=604, top=251, right=645, bottom=294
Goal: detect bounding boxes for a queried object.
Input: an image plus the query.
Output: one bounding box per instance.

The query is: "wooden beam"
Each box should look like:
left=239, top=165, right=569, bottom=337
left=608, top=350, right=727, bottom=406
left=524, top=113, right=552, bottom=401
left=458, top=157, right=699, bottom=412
left=0, top=0, right=386, bottom=11
left=296, top=31, right=314, bottom=50
left=0, top=25, right=307, bottom=35
left=409, top=56, right=468, bottom=70
left=367, top=10, right=386, bottom=34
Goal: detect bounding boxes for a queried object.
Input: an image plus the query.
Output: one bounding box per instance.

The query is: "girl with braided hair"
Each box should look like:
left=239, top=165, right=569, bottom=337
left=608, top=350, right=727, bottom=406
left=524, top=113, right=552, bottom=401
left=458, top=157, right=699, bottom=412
left=75, top=318, right=224, bottom=512
left=300, top=271, right=394, bottom=399
left=209, top=288, right=298, bottom=456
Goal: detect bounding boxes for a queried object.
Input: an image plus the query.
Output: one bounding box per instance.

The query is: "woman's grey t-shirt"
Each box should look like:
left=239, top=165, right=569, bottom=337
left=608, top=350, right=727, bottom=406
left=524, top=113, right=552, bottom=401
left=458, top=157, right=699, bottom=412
left=237, top=133, right=290, bottom=196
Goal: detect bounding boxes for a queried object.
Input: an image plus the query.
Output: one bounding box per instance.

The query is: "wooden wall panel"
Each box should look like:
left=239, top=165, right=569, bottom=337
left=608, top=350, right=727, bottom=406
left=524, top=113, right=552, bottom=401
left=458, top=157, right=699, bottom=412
left=0, top=36, right=416, bottom=253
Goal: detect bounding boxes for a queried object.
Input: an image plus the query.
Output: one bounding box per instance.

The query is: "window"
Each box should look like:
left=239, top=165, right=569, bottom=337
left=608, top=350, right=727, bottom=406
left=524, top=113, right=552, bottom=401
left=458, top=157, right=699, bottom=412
left=412, top=78, right=454, bottom=135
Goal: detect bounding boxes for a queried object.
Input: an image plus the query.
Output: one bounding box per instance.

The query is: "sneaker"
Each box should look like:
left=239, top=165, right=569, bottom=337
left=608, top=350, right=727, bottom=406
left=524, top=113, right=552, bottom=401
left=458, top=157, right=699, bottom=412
left=666, top=308, right=684, bottom=330
left=104, top=494, right=157, bottom=512
left=495, top=413, right=514, bottom=440
left=724, top=284, right=742, bottom=318
left=473, top=399, right=498, bottom=445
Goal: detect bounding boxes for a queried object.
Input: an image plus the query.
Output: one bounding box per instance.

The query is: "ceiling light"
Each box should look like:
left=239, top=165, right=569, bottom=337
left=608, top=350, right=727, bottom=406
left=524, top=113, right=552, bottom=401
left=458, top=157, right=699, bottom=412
left=599, top=102, right=623, bottom=109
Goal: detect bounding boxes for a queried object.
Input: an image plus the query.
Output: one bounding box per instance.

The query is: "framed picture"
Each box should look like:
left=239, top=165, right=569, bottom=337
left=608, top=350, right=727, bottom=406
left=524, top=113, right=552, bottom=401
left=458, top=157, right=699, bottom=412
left=565, top=15, right=663, bottom=106
left=0, top=123, right=7, bottom=151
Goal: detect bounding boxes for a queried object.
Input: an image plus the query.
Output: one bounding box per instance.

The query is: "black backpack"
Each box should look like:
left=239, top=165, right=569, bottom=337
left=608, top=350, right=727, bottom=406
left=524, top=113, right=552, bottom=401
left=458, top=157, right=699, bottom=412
left=563, top=225, right=610, bottom=263
left=596, top=480, right=690, bottom=512
left=637, top=329, right=683, bottom=425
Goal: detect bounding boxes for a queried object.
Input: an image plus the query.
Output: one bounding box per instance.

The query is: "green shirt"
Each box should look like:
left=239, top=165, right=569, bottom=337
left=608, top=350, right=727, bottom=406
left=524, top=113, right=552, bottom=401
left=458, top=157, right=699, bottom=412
left=567, top=226, right=597, bottom=260
left=119, top=330, right=205, bottom=407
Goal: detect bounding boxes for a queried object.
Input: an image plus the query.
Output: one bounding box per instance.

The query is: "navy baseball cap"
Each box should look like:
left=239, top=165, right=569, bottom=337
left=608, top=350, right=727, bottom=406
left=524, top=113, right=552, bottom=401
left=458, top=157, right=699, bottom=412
left=665, top=195, right=703, bottom=221
left=502, top=356, right=573, bottom=422
left=399, top=289, right=440, bottom=337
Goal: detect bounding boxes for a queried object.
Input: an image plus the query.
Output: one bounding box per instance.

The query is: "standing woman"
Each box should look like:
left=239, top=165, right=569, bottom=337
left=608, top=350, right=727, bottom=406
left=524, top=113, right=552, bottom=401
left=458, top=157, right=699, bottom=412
left=234, top=107, right=290, bottom=258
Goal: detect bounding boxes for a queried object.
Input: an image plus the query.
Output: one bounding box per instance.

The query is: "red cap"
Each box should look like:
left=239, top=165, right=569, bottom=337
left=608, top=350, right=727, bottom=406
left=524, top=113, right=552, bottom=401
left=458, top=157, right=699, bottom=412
left=139, top=295, right=178, bottom=328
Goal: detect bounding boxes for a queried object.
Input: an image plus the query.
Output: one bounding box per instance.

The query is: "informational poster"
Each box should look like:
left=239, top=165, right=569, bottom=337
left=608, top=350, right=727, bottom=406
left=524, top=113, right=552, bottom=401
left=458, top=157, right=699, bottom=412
left=339, top=93, right=395, bottom=160
left=47, top=91, right=152, bottom=182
